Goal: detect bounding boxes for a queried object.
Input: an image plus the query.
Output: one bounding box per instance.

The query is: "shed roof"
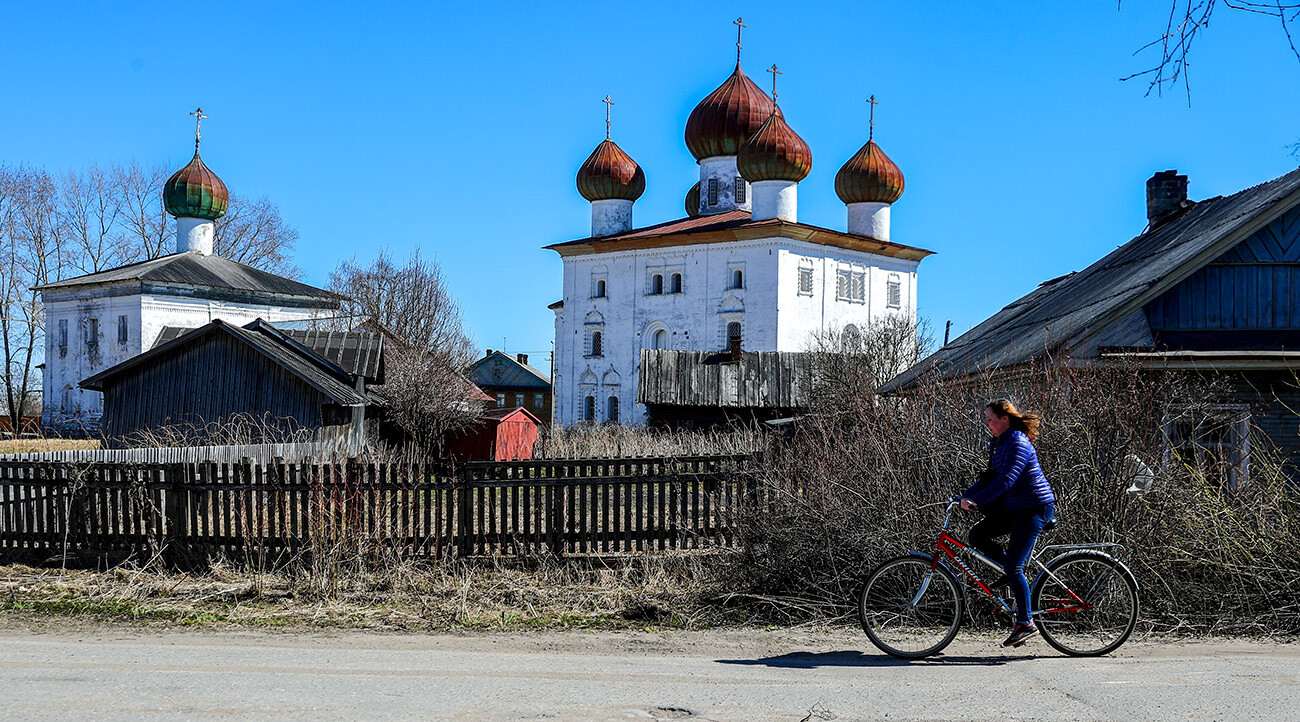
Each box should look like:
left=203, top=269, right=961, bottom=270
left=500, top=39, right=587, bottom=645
left=81, top=319, right=367, bottom=406
left=545, top=210, right=932, bottom=261
left=37, top=252, right=341, bottom=303
left=880, top=168, right=1300, bottom=393
left=154, top=323, right=384, bottom=381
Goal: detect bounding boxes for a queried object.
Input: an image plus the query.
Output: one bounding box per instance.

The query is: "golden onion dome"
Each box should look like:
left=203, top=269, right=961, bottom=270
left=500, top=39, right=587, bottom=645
left=835, top=139, right=904, bottom=204
left=684, top=63, right=779, bottom=161
left=737, top=112, right=812, bottom=183
left=685, top=182, right=700, bottom=217
left=576, top=139, right=645, bottom=202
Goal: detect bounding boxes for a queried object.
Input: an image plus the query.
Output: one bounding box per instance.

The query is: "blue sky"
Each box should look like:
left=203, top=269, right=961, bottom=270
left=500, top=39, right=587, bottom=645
left=2, top=2, right=1298, bottom=362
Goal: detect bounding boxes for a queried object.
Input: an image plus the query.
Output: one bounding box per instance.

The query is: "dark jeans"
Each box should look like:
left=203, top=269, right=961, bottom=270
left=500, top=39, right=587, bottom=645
left=968, top=502, right=1055, bottom=625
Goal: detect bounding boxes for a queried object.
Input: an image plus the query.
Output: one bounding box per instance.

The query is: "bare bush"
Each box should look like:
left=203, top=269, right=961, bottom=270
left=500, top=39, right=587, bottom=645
left=117, top=412, right=318, bottom=448
left=535, top=423, right=767, bottom=460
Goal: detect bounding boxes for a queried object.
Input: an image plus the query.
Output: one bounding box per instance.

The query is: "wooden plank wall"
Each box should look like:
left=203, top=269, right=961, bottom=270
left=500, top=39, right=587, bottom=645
left=0, top=454, right=753, bottom=563
left=637, top=350, right=812, bottom=408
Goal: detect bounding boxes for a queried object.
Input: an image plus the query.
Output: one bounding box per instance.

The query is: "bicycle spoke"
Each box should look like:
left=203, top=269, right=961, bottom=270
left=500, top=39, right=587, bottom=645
left=860, top=557, right=963, bottom=658
left=1033, top=554, right=1138, bottom=656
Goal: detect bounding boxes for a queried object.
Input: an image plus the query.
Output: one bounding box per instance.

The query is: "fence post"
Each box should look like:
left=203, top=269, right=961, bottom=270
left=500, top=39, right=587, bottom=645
left=455, top=465, right=471, bottom=558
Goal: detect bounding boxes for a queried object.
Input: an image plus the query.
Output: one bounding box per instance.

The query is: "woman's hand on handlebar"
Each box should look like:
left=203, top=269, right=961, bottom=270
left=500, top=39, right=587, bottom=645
left=959, top=498, right=977, bottom=512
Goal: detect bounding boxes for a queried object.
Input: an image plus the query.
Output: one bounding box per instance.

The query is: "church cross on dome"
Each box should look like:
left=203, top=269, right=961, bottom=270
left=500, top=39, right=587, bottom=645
left=189, top=107, right=208, bottom=151
left=767, top=64, right=782, bottom=104
left=602, top=95, right=614, bottom=140
left=734, top=17, right=746, bottom=63
left=867, top=95, right=878, bottom=140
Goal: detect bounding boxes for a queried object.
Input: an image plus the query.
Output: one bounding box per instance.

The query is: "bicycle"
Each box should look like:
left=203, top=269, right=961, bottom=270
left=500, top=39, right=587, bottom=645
left=858, top=498, right=1139, bottom=659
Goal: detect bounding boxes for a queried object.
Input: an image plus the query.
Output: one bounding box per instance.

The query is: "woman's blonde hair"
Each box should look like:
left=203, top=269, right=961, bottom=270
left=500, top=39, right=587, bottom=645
left=986, top=399, right=1041, bottom=443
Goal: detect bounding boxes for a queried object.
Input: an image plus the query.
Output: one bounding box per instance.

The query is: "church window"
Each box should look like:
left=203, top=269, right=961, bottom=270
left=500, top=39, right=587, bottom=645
left=654, top=329, right=669, bottom=350
left=734, top=177, right=746, bottom=204
left=798, top=267, right=814, bottom=296
left=590, top=331, right=603, bottom=357
left=86, top=318, right=99, bottom=350
left=58, top=320, right=67, bottom=358
left=887, top=279, right=903, bottom=308
left=727, top=322, right=742, bottom=350
left=117, top=315, right=128, bottom=345
left=732, top=269, right=744, bottom=289
left=651, top=274, right=663, bottom=295
left=533, top=393, right=545, bottom=410
left=837, top=269, right=865, bottom=303
left=515, top=393, right=524, bottom=407
left=670, top=273, right=683, bottom=294
left=593, top=278, right=606, bottom=298
left=707, top=178, right=719, bottom=205
left=843, top=324, right=862, bottom=350
left=607, top=396, right=619, bottom=423
left=584, top=395, right=597, bottom=422
left=496, top=393, right=506, bottom=408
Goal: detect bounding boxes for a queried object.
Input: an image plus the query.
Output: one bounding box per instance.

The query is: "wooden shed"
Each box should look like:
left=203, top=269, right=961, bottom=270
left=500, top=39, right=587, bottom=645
left=447, top=406, right=542, bottom=461
left=637, top=348, right=814, bottom=428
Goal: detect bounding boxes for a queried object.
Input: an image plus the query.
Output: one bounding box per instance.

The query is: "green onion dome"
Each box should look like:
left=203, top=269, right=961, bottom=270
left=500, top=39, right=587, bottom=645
left=835, top=139, right=904, bottom=204
left=684, top=63, right=779, bottom=161
left=576, top=139, right=646, bottom=202
left=737, top=112, right=812, bottom=183
left=685, top=182, right=700, bottom=217
left=163, top=151, right=229, bottom=220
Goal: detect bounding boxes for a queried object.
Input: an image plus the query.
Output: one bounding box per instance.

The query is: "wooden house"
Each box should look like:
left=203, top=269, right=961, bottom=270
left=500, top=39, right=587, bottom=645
left=882, top=168, right=1300, bottom=484
left=447, top=406, right=543, bottom=461
left=468, top=350, right=553, bottom=425
left=80, top=319, right=384, bottom=451
left=636, top=348, right=814, bottom=428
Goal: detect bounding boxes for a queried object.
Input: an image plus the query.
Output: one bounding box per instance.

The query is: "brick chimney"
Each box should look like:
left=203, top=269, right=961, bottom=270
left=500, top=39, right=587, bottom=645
left=516, top=353, right=529, bottom=365
left=1146, top=170, right=1189, bottom=226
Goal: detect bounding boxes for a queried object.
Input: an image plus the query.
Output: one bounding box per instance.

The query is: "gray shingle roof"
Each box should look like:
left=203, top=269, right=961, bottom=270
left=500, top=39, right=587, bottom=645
left=468, top=351, right=551, bottom=389
left=37, top=252, right=341, bottom=302
left=154, top=323, right=384, bottom=381
left=880, top=168, right=1300, bottom=394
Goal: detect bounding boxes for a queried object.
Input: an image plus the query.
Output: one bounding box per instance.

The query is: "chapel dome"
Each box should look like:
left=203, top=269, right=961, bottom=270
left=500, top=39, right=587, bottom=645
left=163, top=151, right=229, bottom=220
left=576, top=139, right=646, bottom=202
left=685, top=182, right=700, bottom=217
left=684, top=64, right=779, bottom=161
left=835, top=139, right=905, bottom=204
left=737, top=112, right=812, bottom=183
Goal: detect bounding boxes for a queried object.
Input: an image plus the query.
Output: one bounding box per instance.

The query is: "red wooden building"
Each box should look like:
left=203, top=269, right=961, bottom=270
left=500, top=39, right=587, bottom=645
left=447, top=406, right=542, bottom=461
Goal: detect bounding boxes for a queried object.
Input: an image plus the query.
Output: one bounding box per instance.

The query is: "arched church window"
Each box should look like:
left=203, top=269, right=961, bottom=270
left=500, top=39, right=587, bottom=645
left=594, top=279, right=606, bottom=298
left=651, top=274, right=663, bottom=295
left=843, top=324, right=861, bottom=350
left=734, top=177, right=746, bottom=204
left=590, top=331, right=603, bottom=357
left=671, top=273, right=682, bottom=294
left=607, top=396, right=619, bottom=423
left=584, top=395, right=596, bottom=422
left=707, top=178, right=719, bottom=206
left=727, top=322, right=742, bottom=350
left=654, top=329, right=668, bottom=350
left=732, top=269, right=744, bottom=289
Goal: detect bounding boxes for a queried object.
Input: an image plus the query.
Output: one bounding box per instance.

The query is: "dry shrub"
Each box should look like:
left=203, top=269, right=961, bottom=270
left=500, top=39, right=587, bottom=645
left=535, top=423, right=765, bottom=459
left=738, top=334, right=1300, bottom=634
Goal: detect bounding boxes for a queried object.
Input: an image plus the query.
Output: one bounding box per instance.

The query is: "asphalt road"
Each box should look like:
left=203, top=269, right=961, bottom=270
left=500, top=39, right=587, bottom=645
left=0, top=628, right=1295, bottom=721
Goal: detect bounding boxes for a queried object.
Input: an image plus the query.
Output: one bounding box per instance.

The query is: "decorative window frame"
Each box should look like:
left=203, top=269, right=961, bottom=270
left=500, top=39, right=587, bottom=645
left=886, top=273, right=903, bottom=309
left=836, top=265, right=867, bottom=304
left=797, top=263, right=815, bottom=297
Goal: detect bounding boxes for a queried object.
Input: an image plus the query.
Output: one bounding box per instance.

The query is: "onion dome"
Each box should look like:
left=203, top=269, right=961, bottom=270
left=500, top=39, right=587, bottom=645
left=576, top=139, right=645, bottom=202
left=685, top=182, right=700, bottom=217
left=737, top=112, right=812, bottom=182
left=835, top=139, right=904, bottom=204
left=163, top=151, right=228, bottom=220
left=684, top=64, right=779, bottom=160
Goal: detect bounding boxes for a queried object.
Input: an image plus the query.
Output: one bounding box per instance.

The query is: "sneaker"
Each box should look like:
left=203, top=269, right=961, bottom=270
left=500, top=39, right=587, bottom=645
left=1003, top=622, right=1039, bottom=647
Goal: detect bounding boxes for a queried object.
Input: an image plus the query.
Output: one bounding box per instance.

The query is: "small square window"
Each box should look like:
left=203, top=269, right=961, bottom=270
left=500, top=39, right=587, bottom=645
left=495, top=393, right=506, bottom=408
left=533, top=393, right=545, bottom=410
left=514, top=393, right=524, bottom=407
left=707, top=178, right=719, bottom=206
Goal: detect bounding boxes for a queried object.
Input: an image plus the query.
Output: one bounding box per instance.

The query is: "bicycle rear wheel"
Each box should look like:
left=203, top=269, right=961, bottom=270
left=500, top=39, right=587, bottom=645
left=1031, top=551, right=1139, bottom=656
left=859, top=553, right=965, bottom=659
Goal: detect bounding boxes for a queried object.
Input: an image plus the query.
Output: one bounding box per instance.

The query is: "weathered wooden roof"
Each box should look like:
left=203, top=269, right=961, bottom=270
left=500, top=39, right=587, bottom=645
left=37, top=252, right=341, bottom=303
left=155, top=323, right=384, bottom=381
left=82, top=319, right=366, bottom=406
left=469, top=350, right=551, bottom=389
left=546, top=210, right=932, bottom=261
left=637, top=349, right=813, bottom=408
left=880, top=168, right=1300, bottom=394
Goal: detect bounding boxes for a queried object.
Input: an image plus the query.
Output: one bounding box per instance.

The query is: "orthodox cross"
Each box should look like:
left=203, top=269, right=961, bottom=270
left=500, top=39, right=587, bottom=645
left=767, top=64, right=782, bottom=103
left=189, top=107, right=208, bottom=151
left=734, top=17, right=746, bottom=62
left=867, top=95, right=878, bottom=140
left=602, top=95, right=614, bottom=140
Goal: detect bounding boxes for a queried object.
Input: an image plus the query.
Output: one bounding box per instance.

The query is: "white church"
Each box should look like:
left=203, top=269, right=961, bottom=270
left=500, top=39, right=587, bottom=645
left=548, top=31, right=932, bottom=427
left=37, top=114, right=340, bottom=433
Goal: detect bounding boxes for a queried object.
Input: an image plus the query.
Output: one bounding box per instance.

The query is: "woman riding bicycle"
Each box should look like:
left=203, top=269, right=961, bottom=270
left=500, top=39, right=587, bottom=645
left=960, top=399, right=1056, bottom=647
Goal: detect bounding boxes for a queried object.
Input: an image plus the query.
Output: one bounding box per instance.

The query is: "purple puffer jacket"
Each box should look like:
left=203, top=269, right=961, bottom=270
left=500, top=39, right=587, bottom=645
left=963, top=429, right=1055, bottom=511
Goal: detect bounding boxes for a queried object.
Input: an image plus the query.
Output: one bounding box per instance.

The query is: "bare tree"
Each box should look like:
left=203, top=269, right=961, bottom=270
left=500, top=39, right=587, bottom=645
left=805, top=315, right=932, bottom=409
left=59, top=164, right=131, bottom=274
left=329, top=250, right=478, bottom=454
left=113, top=161, right=171, bottom=261
left=1124, top=1, right=1300, bottom=101
left=214, top=193, right=300, bottom=277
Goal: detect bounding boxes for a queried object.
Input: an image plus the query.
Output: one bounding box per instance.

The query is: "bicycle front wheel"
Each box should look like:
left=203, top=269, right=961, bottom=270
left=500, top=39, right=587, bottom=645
left=859, top=553, right=965, bottom=659
left=1031, top=551, right=1139, bottom=656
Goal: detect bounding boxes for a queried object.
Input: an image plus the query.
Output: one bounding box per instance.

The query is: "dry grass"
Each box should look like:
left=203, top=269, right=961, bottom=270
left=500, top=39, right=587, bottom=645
left=0, top=553, right=746, bottom=632
left=0, top=438, right=99, bottom=455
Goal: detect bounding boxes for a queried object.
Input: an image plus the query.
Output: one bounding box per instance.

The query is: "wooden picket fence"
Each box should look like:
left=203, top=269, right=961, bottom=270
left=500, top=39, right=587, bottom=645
left=0, top=454, right=754, bottom=564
